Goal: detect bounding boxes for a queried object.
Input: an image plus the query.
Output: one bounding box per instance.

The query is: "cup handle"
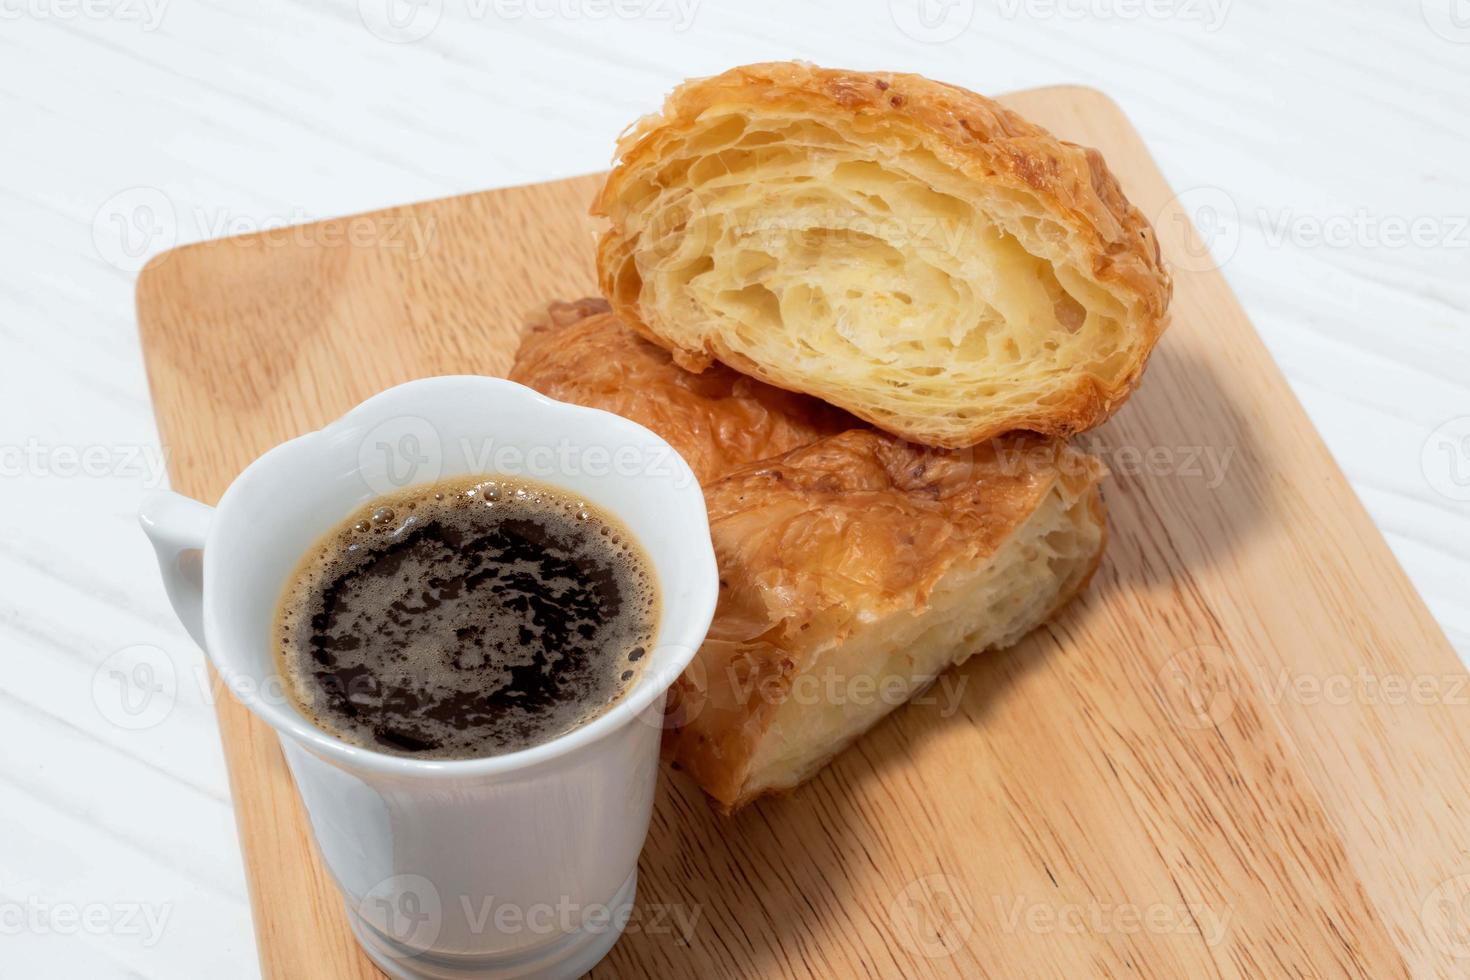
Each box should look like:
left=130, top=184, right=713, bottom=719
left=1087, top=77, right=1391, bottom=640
left=139, top=490, right=215, bottom=651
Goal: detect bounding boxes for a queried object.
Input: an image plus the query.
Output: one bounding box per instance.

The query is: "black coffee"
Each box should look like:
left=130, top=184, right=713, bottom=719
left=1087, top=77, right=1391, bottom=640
left=275, top=477, right=659, bottom=760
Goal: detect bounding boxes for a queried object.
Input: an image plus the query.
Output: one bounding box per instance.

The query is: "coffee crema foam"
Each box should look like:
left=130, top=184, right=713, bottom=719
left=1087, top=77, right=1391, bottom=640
left=274, top=477, right=659, bottom=760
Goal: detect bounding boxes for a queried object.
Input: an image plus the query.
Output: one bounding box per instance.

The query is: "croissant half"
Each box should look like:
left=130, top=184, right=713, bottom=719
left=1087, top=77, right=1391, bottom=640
left=511, top=302, right=1108, bottom=809
left=595, top=62, right=1171, bottom=448
left=678, top=430, right=1106, bottom=808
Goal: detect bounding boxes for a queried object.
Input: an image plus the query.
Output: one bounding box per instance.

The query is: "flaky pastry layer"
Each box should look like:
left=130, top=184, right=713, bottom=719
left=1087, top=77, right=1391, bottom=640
left=595, top=62, right=1171, bottom=448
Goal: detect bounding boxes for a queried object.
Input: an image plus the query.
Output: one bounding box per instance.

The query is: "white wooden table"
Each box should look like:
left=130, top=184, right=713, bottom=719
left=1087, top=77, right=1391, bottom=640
left=2, top=2, right=1466, bottom=976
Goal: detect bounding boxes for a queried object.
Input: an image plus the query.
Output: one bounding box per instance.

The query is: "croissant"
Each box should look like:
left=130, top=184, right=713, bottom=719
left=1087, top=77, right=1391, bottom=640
left=510, top=302, right=1107, bottom=809
left=595, top=62, right=1171, bottom=448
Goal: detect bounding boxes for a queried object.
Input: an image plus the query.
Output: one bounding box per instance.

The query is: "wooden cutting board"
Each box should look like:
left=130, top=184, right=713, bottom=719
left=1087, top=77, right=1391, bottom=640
left=136, top=86, right=1470, bottom=978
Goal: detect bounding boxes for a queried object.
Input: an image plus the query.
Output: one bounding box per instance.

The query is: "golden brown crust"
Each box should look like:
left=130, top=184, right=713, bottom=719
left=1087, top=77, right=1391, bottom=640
left=594, top=62, right=1172, bottom=448
left=509, top=298, right=853, bottom=484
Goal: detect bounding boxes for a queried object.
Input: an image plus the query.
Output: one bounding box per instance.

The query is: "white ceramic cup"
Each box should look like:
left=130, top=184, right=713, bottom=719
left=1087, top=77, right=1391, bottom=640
left=139, top=376, right=719, bottom=979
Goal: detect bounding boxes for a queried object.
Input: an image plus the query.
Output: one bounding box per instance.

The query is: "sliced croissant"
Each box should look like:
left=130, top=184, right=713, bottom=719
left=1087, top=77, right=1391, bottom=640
left=595, top=62, right=1171, bottom=448
left=510, top=303, right=1107, bottom=809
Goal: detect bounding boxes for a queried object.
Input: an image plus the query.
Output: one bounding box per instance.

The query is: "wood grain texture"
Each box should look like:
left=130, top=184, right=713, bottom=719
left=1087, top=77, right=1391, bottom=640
left=136, top=87, right=1470, bottom=978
